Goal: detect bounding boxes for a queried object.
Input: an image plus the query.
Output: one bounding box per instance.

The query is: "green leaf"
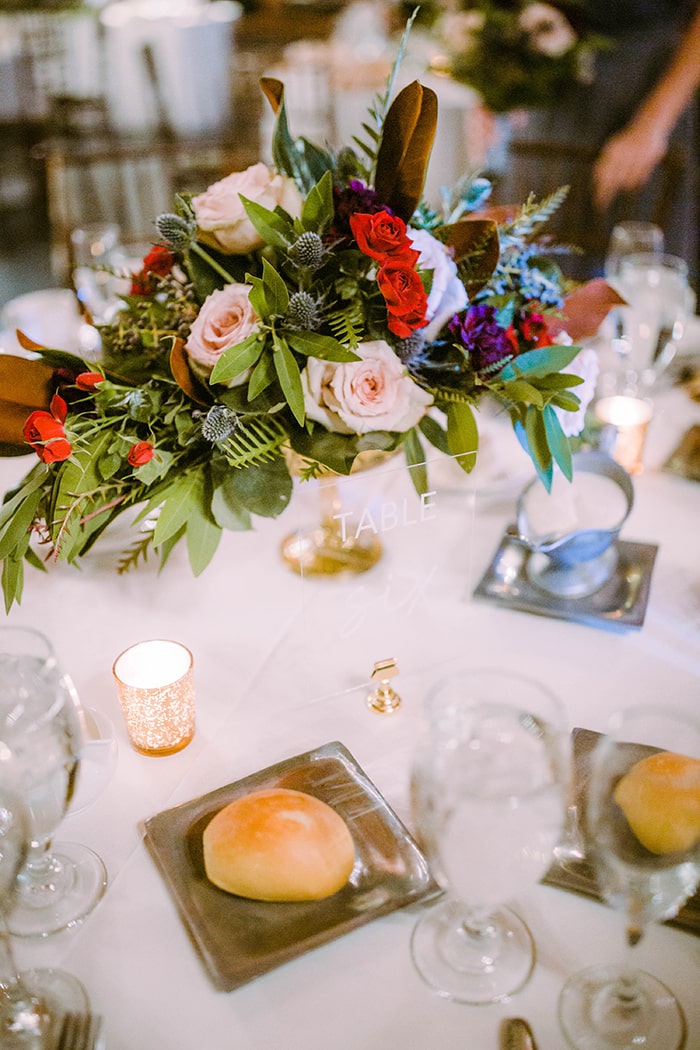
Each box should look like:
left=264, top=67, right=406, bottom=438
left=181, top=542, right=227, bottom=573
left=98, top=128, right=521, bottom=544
left=418, top=414, right=450, bottom=455
left=248, top=259, right=289, bottom=319
left=239, top=195, right=291, bottom=248
left=550, top=391, right=582, bottom=413
left=286, top=331, right=360, bottom=362
left=500, top=344, right=581, bottom=382
left=535, top=372, right=585, bottom=391
left=0, top=486, right=42, bottom=559
left=301, top=170, right=334, bottom=232
left=524, top=406, right=552, bottom=473
left=247, top=352, right=276, bottom=401
left=210, top=333, right=264, bottom=385
left=273, top=337, right=305, bottom=425
left=222, top=457, right=293, bottom=518
left=186, top=505, right=222, bottom=576
left=544, top=405, right=573, bottom=480
left=211, top=473, right=252, bottom=531
left=2, top=556, right=23, bottom=613
left=446, top=401, right=478, bottom=473
left=0, top=468, right=47, bottom=533
left=403, top=428, right=428, bottom=496
left=153, top=471, right=204, bottom=547
left=503, top=379, right=544, bottom=407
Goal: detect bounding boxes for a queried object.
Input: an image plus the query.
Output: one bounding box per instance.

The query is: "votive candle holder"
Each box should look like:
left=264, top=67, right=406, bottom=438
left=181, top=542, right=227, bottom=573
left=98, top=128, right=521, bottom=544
left=112, top=639, right=195, bottom=756
left=594, top=395, right=653, bottom=476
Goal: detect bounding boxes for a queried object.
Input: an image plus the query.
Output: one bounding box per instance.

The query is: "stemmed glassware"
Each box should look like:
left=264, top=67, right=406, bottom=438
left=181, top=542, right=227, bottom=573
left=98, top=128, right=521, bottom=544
left=558, top=705, right=700, bottom=1050
left=0, top=779, right=89, bottom=1047
left=410, top=668, right=569, bottom=1003
left=0, top=626, right=107, bottom=937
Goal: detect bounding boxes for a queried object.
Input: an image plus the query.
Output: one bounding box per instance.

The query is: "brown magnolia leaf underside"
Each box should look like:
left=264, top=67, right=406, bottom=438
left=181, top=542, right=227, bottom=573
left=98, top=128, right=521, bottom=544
left=440, top=218, right=500, bottom=298
left=169, top=339, right=212, bottom=405
left=374, top=81, right=438, bottom=223
left=555, top=278, right=627, bottom=341
left=259, top=77, right=284, bottom=115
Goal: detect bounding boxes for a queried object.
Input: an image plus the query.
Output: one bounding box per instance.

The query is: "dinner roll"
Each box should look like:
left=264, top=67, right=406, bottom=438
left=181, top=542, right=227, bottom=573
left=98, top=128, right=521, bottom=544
left=202, top=787, right=355, bottom=901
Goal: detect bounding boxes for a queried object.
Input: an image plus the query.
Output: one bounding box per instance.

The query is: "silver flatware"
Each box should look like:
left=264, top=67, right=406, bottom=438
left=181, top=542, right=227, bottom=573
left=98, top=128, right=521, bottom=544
left=56, top=1011, right=103, bottom=1050
left=499, top=1016, right=539, bottom=1050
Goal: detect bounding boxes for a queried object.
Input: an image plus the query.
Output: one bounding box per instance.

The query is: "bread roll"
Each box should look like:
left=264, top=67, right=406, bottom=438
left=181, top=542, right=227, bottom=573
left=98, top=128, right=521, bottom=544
left=613, top=751, right=700, bottom=855
left=202, top=788, right=355, bottom=901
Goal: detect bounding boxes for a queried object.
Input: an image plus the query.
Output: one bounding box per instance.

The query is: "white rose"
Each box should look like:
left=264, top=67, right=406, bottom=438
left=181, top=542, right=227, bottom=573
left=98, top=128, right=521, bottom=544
left=440, top=11, right=485, bottom=52
left=302, top=340, right=433, bottom=435
left=407, top=228, right=469, bottom=342
left=193, top=162, right=303, bottom=254
left=519, top=3, right=577, bottom=57
left=185, top=283, right=260, bottom=387
left=554, top=344, right=599, bottom=437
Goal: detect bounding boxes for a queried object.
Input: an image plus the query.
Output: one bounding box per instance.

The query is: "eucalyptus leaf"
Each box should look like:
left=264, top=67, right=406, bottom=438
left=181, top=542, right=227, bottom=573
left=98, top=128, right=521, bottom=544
left=210, top=333, right=264, bottom=384
left=224, top=457, right=293, bottom=518
left=286, top=331, right=360, bottom=362
left=211, top=473, right=253, bottom=531
left=273, top=337, right=305, bottom=425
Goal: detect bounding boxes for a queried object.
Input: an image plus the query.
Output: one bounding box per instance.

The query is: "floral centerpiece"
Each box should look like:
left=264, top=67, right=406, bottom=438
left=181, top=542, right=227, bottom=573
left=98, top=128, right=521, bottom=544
left=422, top=1, right=608, bottom=113
left=0, top=26, right=613, bottom=611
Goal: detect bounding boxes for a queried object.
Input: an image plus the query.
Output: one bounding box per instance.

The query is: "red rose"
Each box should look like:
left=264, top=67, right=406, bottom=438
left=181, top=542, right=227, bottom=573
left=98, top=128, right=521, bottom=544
left=23, top=394, right=71, bottom=463
left=143, top=245, right=175, bottom=276
left=75, top=372, right=104, bottom=391
left=127, top=441, right=154, bottom=467
left=377, top=260, right=428, bottom=337
left=350, top=211, right=418, bottom=262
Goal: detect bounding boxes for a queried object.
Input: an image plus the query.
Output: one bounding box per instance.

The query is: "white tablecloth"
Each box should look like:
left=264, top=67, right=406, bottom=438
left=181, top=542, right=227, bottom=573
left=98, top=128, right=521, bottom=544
left=2, top=381, right=699, bottom=1050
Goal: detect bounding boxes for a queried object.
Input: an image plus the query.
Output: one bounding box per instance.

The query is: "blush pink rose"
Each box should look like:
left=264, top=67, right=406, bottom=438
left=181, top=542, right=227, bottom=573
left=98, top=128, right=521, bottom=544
left=185, top=284, right=260, bottom=387
left=301, top=340, right=433, bottom=435
left=193, top=162, right=303, bottom=254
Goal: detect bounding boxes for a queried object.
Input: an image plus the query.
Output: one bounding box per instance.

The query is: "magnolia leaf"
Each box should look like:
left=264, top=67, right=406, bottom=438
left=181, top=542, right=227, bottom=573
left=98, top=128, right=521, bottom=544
left=273, top=337, right=305, bottom=425
left=186, top=504, right=222, bottom=576
left=239, top=195, right=290, bottom=248
left=500, top=344, right=581, bottom=382
left=300, top=170, right=335, bottom=232
left=374, top=81, right=438, bottom=222
left=260, top=77, right=299, bottom=183
left=403, top=427, right=428, bottom=496
left=544, top=405, right=573, bottom=480
left=446, top=401, right=478, bottom=472
left=170, top=339, right=211, bottom=405
left=553, top=278, right=627, bottom=341
left=296, top=140, right=335, bottom=192
left=440, top=219, right=500, bottom=296
left=286, top=331, right=360, bottom=362
left=0, top=354, right=54, bottom=410
left=210, top=334, right=264, bottom=385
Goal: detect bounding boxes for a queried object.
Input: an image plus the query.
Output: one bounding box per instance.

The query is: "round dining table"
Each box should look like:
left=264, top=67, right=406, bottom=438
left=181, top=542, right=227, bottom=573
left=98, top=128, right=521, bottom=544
left=1, top=357, right=699, bottom=1050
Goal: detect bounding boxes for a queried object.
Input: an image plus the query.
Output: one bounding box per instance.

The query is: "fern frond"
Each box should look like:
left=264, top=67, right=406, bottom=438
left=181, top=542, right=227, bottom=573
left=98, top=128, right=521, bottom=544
left=431, top=386, right=481, bottom=406
left=221, top=415, right=287, bottom=469
left=326, top=303, right=364, bottom=349
left=116, top=532, right=152, bottom=575
left=508, top=187, right=570, bottom=239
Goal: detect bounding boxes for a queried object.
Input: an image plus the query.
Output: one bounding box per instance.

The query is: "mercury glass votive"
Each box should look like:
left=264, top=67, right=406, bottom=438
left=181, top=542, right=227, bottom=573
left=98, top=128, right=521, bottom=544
left=594, top=395, right=653, bottom=476
left=112, top=640, right=195, bottom=756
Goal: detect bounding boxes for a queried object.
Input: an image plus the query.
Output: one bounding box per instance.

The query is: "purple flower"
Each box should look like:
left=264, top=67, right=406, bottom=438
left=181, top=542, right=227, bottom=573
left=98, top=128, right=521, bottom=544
left=331, top=181, right=388, bottom=238
left=448, top=304, right=513, bottom=374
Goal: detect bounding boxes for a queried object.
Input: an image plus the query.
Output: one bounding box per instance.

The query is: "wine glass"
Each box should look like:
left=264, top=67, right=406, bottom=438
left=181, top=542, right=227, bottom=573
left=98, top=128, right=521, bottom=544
left=612, top=253, right=692, bottom=394
left=558, top=705, right=700, bottom=1050
left=0, top=626, right=108, bottom=937
left=604, top=221, right=664, bottom=284
left=410, top=668, right=569, bottom=1003
left=0, top=778, right=89, bottom=1047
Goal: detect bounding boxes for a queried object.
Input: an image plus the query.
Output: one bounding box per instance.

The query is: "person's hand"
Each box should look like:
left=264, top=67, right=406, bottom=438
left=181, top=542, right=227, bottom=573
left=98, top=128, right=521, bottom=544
left=593, top=118, right=669, bottom=210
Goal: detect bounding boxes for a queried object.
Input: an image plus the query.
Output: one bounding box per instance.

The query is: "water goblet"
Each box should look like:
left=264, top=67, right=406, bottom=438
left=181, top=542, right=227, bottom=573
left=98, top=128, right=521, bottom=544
left=613, top=253, right=692, bottom=393
left=410, top=668, right=569, bottom=1003
left=0, top=626, right=108, bottom=937
left=0, top=779, right=89, bottom=1048
left=604, top=221, right=664, bottom=284
left=558, top=705, right=700, bottom=1050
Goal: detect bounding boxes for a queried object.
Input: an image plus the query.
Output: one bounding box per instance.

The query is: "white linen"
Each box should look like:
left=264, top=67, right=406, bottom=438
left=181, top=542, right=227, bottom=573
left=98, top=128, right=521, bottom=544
left=2, top=381, right=699, bottom=1050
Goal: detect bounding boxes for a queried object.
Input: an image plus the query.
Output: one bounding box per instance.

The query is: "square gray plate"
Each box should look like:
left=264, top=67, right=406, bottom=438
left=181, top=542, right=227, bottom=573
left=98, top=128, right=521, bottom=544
left=143, top=741, right=439, bottom=990
left=473, top=533, right=657, bottom=630
left=543, top=728, right=700, bottom=936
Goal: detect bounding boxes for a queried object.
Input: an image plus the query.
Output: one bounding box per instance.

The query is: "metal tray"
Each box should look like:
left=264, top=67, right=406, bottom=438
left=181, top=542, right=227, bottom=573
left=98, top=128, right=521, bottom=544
left=543, top=728, right=700, bottom=936
left=143, top=741, right=438, bottom=990
left=473, top=532, right=657, bottom=630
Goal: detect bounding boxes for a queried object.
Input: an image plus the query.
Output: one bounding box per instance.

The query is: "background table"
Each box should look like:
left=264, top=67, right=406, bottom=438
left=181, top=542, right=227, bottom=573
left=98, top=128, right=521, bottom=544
left=2, top=377, right=699, bottom=1050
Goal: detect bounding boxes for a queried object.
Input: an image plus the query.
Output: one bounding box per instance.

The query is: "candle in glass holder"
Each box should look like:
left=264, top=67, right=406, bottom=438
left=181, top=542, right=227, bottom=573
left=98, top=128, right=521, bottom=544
left=112, top=640, right=195, bottom=756
left=594, top=396, right=653, bottom=476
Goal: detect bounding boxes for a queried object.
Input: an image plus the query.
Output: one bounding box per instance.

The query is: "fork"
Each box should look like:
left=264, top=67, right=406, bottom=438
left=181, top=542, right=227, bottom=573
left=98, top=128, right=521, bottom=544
left=56, top=1011, right=104, bottom=1050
